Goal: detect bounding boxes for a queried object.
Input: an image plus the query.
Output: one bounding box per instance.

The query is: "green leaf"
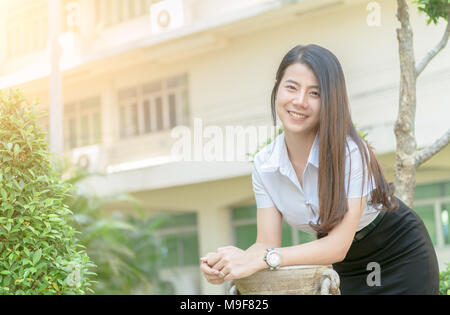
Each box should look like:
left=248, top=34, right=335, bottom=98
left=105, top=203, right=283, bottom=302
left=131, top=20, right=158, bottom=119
left=13, top=144, right=20, bottom=156
left=32, top=249, right=42, bottom=265
left=0, top=188, right=7, bottom=200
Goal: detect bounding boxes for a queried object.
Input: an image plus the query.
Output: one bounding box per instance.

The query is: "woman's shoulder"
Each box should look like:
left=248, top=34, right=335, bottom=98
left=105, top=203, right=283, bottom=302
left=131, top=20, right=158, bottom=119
left=252, top=132, right=283, bottom=169
left=345, top=134, right=369, bottom=156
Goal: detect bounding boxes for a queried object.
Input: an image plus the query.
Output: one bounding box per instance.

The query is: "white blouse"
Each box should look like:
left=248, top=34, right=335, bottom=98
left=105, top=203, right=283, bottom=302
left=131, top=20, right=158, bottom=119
left=252, top=131, right=379, bottom=235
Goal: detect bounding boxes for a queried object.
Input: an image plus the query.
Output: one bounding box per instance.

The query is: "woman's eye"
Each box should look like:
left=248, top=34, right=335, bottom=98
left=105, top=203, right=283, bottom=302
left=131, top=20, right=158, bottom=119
left=286, top=85, right=296, bottom=90
left=311, top=91, right=320, bottom=97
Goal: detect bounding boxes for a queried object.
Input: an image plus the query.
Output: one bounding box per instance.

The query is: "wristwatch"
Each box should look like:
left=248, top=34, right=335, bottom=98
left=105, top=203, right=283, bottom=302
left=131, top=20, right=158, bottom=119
left=263, top=248, right=282, bottom=270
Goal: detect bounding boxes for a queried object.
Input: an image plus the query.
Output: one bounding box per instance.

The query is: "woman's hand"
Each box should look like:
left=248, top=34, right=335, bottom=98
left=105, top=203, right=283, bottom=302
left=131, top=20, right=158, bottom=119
left=200, top=252, right=225, bottom=285
left=201, top=246, right=265, bottom=283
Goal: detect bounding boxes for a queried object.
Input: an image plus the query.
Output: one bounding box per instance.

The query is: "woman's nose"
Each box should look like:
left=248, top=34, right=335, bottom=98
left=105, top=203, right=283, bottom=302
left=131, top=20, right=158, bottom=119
left=292, top=92, right=307, bottom=105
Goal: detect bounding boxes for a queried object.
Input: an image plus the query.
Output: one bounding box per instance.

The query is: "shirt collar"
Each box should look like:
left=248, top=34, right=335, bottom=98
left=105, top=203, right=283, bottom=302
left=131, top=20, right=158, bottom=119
left=260, top=131, right=320, bottom=174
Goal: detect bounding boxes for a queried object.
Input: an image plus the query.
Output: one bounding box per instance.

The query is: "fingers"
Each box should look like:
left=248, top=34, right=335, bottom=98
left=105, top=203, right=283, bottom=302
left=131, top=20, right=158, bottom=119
left=200, top=260, right=219, bottom=276
left=205, top=252, right=222, bottom=267
left=211, top=257, right=227, bottom=271
left=200, top=261, right=225, bottom=284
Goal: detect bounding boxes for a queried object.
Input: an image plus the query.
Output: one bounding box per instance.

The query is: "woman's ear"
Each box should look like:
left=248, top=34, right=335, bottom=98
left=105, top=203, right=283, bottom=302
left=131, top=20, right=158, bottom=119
left=274, top=80, right=277, bottom=86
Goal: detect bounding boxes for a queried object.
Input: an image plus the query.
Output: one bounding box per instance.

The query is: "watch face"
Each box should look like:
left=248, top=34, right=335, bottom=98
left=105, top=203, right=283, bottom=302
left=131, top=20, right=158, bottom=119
left=267, top=252, right=281, bottom=266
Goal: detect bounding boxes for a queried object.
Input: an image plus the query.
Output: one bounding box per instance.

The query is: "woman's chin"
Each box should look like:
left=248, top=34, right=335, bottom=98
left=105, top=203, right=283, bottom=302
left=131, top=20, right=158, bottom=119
left=282, top=122, right=308, bottom=133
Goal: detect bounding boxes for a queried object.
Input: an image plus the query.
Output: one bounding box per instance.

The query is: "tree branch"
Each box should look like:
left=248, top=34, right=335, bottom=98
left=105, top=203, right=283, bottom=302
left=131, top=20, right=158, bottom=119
left=415, top=128, right=450, bottom=167
left=416, top=11, right=450, bottom=77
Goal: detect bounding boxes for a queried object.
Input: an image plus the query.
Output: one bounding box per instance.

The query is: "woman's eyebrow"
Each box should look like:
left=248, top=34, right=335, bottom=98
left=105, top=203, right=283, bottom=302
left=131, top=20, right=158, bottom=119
left=285, top=79, right=319, bottom=89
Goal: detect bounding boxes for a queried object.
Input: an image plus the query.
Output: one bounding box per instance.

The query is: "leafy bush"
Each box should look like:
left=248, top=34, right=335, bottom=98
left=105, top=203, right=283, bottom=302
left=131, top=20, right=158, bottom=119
left=0, top=89, right=95, bottom=294
left=440, top=262, right=450, bottom=295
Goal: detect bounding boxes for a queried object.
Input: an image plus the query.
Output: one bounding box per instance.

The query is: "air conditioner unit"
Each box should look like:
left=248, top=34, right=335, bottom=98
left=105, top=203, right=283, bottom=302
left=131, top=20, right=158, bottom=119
left=72, top=145, right=101, bottom=173
left=150, top=0, right=185, bottom=35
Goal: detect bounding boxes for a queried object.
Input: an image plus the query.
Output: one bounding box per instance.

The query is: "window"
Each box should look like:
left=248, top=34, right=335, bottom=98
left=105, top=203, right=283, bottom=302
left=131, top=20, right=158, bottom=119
left=415, top=205, right=437, bottom=246
left=156, top=213, right=199, bottom=268
left=441, top=204, right=449, bottom=245
left=414, top=180, right=450, bottom=247
left=94, top=0, right=153, bottom=29
left=64, top=96, right=102, bottom=150
left=6, top=6, right=48, bottom=59
left=118, top=74, right=189, bottom=139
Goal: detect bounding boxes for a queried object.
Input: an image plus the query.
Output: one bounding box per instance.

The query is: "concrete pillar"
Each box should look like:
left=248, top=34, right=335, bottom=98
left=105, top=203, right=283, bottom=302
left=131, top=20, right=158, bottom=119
left=48, top=0, right=64, bottom=155
left=197, top=205, right=233, bottom=295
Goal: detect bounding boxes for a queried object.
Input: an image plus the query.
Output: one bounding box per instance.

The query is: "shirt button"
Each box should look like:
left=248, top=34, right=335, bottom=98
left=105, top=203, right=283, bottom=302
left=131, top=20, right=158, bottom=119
left=305, top=200, right=311, bottom=206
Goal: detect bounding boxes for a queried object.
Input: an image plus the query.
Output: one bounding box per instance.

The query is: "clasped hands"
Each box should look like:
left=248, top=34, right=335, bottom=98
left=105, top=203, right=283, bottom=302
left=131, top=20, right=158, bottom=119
left=200, top=245, right=264, bottom=284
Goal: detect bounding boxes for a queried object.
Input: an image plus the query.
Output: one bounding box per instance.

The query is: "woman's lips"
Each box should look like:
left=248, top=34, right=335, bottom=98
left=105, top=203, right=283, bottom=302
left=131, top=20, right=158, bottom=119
left=288, top=110, right=308, bottom=121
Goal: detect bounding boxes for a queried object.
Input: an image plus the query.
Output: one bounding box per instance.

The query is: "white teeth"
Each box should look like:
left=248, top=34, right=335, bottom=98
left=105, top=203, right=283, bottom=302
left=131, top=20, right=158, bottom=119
left=289, top=111, right=307, bottom=119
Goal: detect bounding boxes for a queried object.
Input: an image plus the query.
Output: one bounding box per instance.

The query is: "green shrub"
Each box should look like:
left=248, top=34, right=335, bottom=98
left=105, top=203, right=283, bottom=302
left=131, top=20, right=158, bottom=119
left=0, top=89, right=95, bottom=294
left=440, top=262, right=450, bottom=295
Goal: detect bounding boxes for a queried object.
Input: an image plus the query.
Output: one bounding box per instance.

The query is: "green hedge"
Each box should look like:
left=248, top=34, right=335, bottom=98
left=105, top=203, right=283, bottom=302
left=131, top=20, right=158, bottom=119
left=0, top=89, right=95, bottom=294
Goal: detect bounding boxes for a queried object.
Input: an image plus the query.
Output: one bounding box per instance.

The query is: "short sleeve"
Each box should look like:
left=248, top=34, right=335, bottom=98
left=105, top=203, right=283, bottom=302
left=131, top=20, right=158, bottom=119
left=345, top=142, right=375, bottom=199
left=252, top=164, right=275, bottom=209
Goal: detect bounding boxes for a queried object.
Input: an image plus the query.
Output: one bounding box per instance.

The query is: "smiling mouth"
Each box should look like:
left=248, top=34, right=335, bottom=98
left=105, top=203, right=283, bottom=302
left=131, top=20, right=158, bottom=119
left=288, top=111, right=308, bottom=119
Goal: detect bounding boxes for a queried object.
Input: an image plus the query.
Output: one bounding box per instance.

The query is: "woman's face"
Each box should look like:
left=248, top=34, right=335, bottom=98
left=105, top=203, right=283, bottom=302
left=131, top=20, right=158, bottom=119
left=276, top=62, right=321, bottom=136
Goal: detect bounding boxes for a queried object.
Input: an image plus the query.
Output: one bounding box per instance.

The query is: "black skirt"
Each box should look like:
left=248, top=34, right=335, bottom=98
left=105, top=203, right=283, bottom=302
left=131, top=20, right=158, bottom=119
left=332, top=197, right=440, bottom=295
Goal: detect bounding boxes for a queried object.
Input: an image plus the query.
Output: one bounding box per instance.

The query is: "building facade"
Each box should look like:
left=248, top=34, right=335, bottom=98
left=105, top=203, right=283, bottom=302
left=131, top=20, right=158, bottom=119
left=1, top=0, right=450, bottom=295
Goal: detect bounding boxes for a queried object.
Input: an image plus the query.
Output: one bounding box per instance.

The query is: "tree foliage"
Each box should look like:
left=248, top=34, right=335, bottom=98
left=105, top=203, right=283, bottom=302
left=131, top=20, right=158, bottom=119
left=0, top=89, right=95, bottom=294
left=413, top=0, right=449, bottom=25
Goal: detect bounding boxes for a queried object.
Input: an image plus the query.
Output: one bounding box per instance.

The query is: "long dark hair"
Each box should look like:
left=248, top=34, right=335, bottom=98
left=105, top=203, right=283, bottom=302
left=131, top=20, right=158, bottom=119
left=270, top=44, right=398, bottom=238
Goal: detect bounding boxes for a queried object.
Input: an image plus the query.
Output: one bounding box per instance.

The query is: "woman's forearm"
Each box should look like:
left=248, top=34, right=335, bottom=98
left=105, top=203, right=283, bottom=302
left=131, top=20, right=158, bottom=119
left=278, top=236, right=345, bottom=266
left=244, top=242, right=271, bottom=271
left=242, top=236, right=344, bottom=273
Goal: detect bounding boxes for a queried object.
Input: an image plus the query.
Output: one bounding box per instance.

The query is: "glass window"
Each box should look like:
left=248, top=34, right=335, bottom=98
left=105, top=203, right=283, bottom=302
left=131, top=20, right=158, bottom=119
left=441, top=204, right=450, bottom=245
left=119, top=106, right=126, bottom=139
left=158, top=213, right=197, bottom=229
left=95, top=0, right=102, bottom=25
left=415, top=183, right=442, bottom=200
left=168, top=74, right=187, bottom=89
left=162, top=235, right=179, bottom=267
left=68, top=118, right=77, bottom=149
left=234, top=225, right=257, bottom=250
left=117, top=0, right=124, bottom=23
left=141, top=0, right=151, bottom=16
left=155, top=97, right=163, bottom=131
left=93, top=112, right=102, bottom=144
left=232, top=206, right=256, bottom=221
left=117, top=74, right=189, bottom=138
left=128, top=0, right=136, bottom=19
left=143, top=81, right=162, bottom=94
left=143, top=100, right=151, bottom=133
left=298, top=230, right=316, bottom=244
left=131, top=103, right=139, bottom=136
left=444, top=182, right=450, bottom=197
left=169, top=94, right=177, bottom=128
left=181, top=233, right=200, bottom=266
left=281, top=222, right=292, bottom=247
left=80, top=114, right=90, bottom=146
left=415, top=205, right=437, bottom=246
left=157, top=213, right=198, bottom=267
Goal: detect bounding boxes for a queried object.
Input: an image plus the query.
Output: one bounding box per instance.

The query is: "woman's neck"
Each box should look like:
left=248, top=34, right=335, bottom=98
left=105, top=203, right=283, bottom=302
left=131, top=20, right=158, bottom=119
left=284, top=129, right=318, bottom=168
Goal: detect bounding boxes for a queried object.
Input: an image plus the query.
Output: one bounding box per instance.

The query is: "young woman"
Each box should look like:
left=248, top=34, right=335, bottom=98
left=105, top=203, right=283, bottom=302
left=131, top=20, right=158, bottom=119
left=200, top=44, right=440, bottom=294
